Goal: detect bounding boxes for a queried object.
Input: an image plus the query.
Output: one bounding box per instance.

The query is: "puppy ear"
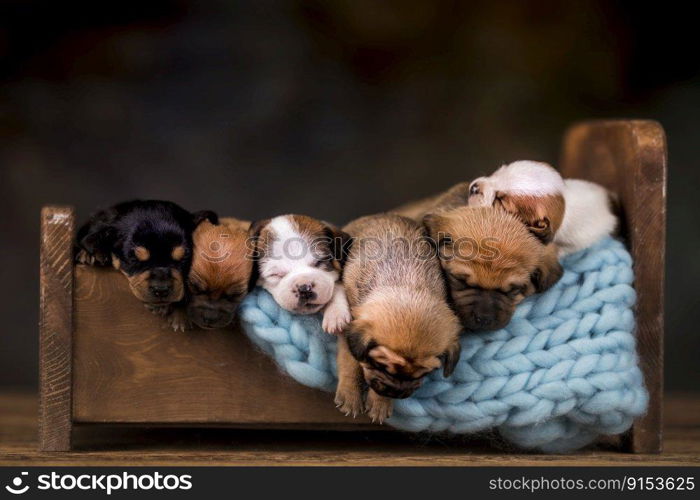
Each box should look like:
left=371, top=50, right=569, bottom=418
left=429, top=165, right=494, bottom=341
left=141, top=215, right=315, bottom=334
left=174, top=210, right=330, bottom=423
left=247, top=218, right=271, bottom=258
left=439, top=339, right=461, bottom=377
left=75, top=218, right=118, bottom=266
left=422, top=213, right=451, bottom=245
left=345, top=321, right=375, bottom=362
left=244, top=219, right=270, bottom=291
left=494, top=191, right=564, bottom=245
left=192, top=210, right=219, bottom=226
left=322, top=222, right=353, bottom=263
left=530, top=245, right=563, bottom=293
left=248, top=218, right=270, bottom=242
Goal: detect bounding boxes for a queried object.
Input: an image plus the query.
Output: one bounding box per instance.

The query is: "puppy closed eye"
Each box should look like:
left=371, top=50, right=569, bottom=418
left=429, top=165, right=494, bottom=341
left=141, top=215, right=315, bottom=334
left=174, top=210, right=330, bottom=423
left=504, top=285, right=526, bottom=298
left=449, top=273, right=473, bottom=290
left=312, top=257, right=334, bottom=269
left=264, top=268, right=287, bottom=279
left=223, top=291, right=242, bottom=302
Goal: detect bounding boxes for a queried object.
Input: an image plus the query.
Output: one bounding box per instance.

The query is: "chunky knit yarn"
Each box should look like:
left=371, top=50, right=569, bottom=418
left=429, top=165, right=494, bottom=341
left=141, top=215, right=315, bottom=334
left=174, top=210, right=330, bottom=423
left=238, top=237, right=648, bottom=452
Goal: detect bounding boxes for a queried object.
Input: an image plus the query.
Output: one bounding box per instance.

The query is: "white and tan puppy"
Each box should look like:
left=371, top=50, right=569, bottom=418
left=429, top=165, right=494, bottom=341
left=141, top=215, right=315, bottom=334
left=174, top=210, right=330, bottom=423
left=468, top=160, right=566, bottom=244
left=555, top=179, right=618, bottom=257
left=251, top=215, right=352, bottom=334
left=468, top=161, right=617, bottom=256
left=335, top=213, right=462, bottom=423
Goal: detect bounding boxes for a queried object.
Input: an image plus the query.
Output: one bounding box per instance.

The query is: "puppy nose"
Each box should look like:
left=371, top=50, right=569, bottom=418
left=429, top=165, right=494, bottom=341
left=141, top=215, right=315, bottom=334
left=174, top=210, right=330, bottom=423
left=297, top=283, right=316, bottom=301
left=201, top=308, right=223, bottom=323
left=471, top=313, right=493, bottom=329
left=149, top=284, right=171, bottom=298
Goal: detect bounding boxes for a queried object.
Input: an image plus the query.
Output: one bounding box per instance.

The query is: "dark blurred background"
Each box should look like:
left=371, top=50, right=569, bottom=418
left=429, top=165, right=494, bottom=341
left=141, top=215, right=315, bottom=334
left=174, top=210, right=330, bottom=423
left=1, top=0, right=697, bottom=390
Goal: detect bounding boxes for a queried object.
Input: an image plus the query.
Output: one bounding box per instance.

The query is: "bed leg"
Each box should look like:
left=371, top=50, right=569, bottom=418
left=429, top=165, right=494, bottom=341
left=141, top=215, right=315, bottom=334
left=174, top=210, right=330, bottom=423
left=39, top=205, right=75, bottom=451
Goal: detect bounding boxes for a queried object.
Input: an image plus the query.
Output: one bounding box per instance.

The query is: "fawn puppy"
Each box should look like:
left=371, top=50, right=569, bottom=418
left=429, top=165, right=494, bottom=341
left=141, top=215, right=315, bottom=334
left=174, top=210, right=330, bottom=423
left=336, top=213, right=461, bottom=423
left=183, top=217, right=255, bottom=330
left=421, top=206, right=557, bottom=331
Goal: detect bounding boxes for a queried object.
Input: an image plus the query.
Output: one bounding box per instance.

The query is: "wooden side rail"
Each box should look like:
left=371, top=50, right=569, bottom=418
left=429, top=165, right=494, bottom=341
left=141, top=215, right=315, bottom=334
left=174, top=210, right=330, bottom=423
left=560, top=119, right=666, bottom=454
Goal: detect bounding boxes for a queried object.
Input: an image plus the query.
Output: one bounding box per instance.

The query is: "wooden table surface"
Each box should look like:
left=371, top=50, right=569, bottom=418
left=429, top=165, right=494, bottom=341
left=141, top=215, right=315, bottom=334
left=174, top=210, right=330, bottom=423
left=1, top=391, right=698, bottom=466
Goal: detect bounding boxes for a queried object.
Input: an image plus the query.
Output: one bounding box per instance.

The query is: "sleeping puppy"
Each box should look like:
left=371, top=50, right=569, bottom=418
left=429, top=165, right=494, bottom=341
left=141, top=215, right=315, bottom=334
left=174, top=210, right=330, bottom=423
left=335, top=213, right=462, bottom=423
left=467, top=160, right=566, bottom=244
left=184, top=217, right=255, bottom=330
left=553, top=179, right=618, bottom=257
left=75, top=200, right=216, bottom=306
left=467, top=161, right=617, bottom=256
left=251, top=215, right=353, bottom=334
left=422, top=206, right=556, bottom=332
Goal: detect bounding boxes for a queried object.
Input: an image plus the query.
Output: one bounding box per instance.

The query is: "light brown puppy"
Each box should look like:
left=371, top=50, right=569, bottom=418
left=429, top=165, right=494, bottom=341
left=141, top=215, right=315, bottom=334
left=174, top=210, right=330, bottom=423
left=336, top=213, right=462, bottom=423
left=393, top=172, right=563, bottom=331
left=422, top=206, right=559, bottom=331
left=182, top=217, right=255, bottom=330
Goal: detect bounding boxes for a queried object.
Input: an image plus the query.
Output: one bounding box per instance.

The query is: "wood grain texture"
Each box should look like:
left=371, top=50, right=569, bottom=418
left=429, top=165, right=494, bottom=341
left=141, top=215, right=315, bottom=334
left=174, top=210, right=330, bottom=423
left=2, top=392, right=698, bottom=465
left=560, top=120, right=666, bottom=454
left=39, top=206, right=75, bottom=451
left=73, top=266, right=374, bottom=426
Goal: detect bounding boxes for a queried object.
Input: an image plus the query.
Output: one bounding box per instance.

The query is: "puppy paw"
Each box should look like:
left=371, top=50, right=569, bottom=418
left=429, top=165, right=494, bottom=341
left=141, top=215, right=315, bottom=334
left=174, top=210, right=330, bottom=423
left=334, top=384, right=364, bottom=418
left=167, top=309, right=191, bottom=332
left=322, top=303, right=352, bottom=335
left=75, top=249, right=96, bottom=266
left=366, top=391, right=393, bottom=424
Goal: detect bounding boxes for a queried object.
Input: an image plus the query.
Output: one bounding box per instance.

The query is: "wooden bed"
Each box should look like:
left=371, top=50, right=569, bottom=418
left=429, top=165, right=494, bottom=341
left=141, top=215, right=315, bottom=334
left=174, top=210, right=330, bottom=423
left=39, top=119, right=666, bottom=453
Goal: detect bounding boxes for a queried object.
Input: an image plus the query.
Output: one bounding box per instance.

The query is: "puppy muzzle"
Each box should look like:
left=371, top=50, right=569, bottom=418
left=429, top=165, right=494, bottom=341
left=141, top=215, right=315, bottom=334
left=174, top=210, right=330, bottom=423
left=146, top=268, right=178, bottom=303
left=190, top=307, right=234, bottom=329
left=128, top=267, right=183, bottom=304
left=270, top=270, right=334, bottom=314
left=453, top=289, right=514, bottom=332
left=365, top=368, right=423, bottom=399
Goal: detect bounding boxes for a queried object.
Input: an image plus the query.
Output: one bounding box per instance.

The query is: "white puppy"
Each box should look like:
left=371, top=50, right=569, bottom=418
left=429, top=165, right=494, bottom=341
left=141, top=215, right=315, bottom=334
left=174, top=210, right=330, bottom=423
left=251, top=214, right=353, bottom=334
left=468, top=160, right=617, bottom=256
left=556, top=179, right=618, bottom=257
left=468, top=161, right=566, bottom=244
left=469, top=160, right=566, bottom=207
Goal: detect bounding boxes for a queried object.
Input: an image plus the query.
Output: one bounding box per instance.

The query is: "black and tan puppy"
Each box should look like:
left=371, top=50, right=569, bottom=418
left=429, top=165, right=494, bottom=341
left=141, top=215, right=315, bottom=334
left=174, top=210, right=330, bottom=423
left=422, top=206, right=557, bottom=331
left=184, top=217, right=255, bottom=330
left=335, top=214, right=462, bottom=423
left=75, top=200, right=216, bottom=306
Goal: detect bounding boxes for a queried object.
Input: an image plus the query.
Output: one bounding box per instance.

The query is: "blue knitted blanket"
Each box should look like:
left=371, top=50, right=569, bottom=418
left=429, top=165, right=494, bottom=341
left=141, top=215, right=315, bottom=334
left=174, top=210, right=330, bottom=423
left=238, top=237, right=648, bottom=452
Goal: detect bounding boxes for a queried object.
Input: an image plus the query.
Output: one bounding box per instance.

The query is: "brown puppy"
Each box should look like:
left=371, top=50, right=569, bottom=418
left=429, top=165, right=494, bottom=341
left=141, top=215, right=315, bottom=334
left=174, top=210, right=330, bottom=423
left=336, top=214, right=462, bottom=423
left=422, top=206, right=558, bottom=331
left=184, top=217, right=255, bottom=330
